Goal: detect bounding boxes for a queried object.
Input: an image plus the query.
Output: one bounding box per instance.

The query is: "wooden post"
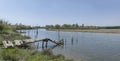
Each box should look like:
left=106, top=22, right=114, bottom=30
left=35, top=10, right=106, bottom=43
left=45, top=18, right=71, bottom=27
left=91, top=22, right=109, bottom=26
left=58, top=29, right=60, bottom=40
left=37, top=42, right=39, bottom=49
left=45, top=41, right=48, bottom=48
left=71, top=37, right=74, bottom=45
left=42, top=41, right=44, bottom=49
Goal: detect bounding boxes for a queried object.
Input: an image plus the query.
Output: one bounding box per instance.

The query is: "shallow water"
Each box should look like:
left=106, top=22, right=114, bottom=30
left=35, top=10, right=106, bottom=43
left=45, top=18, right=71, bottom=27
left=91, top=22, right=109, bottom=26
left=21, top=29, right=120, bottom=61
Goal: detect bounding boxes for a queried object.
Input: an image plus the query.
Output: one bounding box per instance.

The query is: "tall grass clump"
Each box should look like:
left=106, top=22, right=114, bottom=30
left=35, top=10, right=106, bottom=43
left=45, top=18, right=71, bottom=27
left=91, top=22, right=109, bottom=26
left=0, top=48, right=74, bottom=61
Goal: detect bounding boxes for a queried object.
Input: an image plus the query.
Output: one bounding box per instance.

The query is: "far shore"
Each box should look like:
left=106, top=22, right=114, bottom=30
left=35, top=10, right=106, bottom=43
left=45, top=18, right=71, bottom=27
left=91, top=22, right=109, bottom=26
left=47, top=29, right=120, bottom=34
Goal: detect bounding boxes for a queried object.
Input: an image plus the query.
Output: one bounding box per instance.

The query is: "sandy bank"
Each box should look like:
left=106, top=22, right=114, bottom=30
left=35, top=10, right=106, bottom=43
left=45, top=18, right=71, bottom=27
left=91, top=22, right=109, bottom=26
left=47, top=29, right=120, bottom=34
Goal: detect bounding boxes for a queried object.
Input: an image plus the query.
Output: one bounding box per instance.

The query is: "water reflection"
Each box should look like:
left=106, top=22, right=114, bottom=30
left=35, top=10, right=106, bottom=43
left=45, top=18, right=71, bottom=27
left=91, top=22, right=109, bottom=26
left=71, top=37, right=74, bottom=45
left=35, top=29, right=39, bottom=39
left=34, top=42, right=64, bottom=51
left=58, top=30, right=60, bottom=40
left=76, top=32, right=78, bottom=44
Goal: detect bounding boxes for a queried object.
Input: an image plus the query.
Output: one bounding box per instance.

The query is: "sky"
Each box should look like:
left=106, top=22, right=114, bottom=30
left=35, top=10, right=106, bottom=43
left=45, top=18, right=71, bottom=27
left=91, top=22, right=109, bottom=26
left=0, top=0, right=120, bottom=26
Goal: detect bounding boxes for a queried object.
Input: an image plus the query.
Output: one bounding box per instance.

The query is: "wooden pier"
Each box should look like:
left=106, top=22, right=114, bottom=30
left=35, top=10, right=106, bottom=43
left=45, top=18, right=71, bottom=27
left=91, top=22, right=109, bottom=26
left=2, top=38, right=64, bottom=48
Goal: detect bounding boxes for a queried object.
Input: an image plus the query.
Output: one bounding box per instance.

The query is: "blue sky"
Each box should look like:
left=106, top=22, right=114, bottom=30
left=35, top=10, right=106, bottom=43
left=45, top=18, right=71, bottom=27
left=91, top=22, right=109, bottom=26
left=0, top=0, right=120, bottom=26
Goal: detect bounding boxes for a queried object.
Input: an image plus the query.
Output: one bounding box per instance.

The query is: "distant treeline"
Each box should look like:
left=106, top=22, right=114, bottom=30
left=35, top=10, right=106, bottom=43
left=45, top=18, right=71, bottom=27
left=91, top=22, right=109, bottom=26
left=45, top=24, right=97, bottom=29
left=13, top=23, right=41, bottom=30
left=45, top=24, right=120, bottom=29
left=98, top=26, right=120, bottom=29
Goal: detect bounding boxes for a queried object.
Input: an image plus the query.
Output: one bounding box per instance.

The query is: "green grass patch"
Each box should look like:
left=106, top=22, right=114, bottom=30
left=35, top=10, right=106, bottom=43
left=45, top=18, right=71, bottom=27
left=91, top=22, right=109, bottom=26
left=0, top=48, right=74, bottom=61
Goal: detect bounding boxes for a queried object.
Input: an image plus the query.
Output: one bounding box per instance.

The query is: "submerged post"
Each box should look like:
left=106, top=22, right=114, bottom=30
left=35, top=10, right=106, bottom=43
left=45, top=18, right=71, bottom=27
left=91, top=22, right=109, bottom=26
left=45, top=41, right=48, bottom=48
left=42, top=41, right=44, bottom=48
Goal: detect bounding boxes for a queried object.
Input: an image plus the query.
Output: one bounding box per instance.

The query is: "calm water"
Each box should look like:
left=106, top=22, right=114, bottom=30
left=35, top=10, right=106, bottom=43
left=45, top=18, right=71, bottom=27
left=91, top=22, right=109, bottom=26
left=21, top=29, right=120, bottom=61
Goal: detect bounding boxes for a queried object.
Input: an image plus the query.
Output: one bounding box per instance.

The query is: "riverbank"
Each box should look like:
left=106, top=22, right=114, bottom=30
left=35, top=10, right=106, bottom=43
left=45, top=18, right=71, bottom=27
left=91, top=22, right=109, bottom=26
left=0, top=32, right=74, bottom=61
left=0, top=20, right=74, bottom=61
left=47, top=29, right=120, bottom=34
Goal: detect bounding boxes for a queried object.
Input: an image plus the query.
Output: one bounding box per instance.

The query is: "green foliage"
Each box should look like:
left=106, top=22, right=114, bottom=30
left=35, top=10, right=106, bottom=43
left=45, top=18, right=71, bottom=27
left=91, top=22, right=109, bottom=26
left=0, top=20, right=13, bottom=34
left=0, top=19, right=30, bottom=41
left=46, top=24, right=120, bottom=29
left=45, top=24, right=97, bottom=29
left=0, top=48, right=74, bottom=61
left=98, top=26, right=120, bottom=29
left=14, top=23, right=40, bottom=30
left=46, top=25, right=54, bottom=29
left=54, top=24, right=61, bottom=29
left=0, top=34, right=30, bottom=42
left=0, top=24, right=4, bottom=32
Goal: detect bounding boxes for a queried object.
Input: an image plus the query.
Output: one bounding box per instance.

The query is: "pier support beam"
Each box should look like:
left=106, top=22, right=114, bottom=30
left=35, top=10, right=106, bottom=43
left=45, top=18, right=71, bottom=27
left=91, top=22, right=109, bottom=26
left=45, top=41, right=48, bottom=48
left=42, top=41, right=44, bottom=49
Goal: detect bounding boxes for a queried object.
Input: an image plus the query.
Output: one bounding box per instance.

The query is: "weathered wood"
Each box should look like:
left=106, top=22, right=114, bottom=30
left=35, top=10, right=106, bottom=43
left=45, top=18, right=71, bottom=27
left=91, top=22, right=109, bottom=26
left=2, top=38, right=64, bottom=48
left=14, top=40, right=23, bottom=46
left=2, top=41, right=14, bottom=48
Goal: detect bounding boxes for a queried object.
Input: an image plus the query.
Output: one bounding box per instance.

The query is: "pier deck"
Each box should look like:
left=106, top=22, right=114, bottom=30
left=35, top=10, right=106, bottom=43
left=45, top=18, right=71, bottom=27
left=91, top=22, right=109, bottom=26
left=2, top=38, right=64, bottom=48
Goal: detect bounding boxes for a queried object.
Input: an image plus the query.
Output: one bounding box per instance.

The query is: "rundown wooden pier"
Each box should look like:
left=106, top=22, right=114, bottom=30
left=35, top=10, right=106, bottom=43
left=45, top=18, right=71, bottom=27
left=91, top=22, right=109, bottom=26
left=2, top=38, right=64, bottom=48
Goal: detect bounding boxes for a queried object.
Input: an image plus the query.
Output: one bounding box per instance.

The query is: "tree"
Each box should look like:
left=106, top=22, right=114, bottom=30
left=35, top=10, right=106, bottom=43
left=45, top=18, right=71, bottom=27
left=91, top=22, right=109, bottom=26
left=55, top=24, right=61, bottom=29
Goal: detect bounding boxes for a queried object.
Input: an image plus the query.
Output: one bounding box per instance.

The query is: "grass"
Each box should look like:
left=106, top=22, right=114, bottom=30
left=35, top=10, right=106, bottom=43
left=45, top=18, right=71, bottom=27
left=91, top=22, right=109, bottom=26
left=0, top=32, right=30, bottom=42
left=0, top=48, right=74, bottom=61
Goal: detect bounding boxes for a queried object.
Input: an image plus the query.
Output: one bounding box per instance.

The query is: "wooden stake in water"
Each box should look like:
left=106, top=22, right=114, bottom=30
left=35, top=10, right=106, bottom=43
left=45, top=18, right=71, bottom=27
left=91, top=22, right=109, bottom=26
left=35, top=25, right=39, bottom=39
left=58, top=29, right=60, bottom=41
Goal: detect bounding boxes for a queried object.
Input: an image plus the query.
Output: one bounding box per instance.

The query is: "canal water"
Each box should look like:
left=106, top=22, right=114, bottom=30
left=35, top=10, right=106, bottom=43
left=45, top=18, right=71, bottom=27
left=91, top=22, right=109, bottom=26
left=21, top=29, right=120, bottom=61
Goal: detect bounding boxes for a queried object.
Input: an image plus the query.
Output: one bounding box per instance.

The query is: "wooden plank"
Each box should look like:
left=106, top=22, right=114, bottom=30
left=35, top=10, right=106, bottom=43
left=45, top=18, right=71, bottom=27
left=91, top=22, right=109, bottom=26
left=2, top=38, right=64, bottom=48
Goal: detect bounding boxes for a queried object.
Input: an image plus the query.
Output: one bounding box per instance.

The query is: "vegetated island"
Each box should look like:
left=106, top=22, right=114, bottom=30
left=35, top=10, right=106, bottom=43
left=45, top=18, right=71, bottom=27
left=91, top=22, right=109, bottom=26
left=0, top=19, right=74, bottom=61
left=45, top=24, right=120, bottom=34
